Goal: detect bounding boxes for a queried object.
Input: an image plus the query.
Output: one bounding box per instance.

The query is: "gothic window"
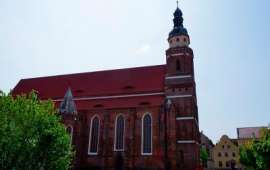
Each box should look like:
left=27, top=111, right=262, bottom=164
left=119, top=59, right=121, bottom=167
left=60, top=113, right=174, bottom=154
left=218, top=152, right=222, bottom=157
left=142, top=113, right=152, bottom=155
left=88, top=116, right=100, bottom=155
left=225, top=152, right=228, bottom=157
left=176, top=59, right=181, bottom=71
left=66, top=125, right=73, bottom=143
left=114, top=115, right=125, bottom=151
left=232, top=152, right=236, bottom=157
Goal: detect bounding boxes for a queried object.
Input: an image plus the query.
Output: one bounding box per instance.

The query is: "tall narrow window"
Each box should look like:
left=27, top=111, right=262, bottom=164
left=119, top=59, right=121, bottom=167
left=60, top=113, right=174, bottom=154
left=142, top=113, right=152, bottom=155
left=219, top=161, right=223, bottom=167
left=176, top=59, right=181, bottom=71
left=114, top=115, right=125, bottom=151
left=88, top=116, right=100, bottom=155
left=66, top=125, right=73, bottom=143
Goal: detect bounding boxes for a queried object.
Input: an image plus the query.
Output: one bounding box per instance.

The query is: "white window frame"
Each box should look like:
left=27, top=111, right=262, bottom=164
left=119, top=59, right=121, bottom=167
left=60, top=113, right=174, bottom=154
left=114, top=114, right=125, bottom=151
left=141, top=112, right=153, bottom=156
left=88, top=115, right=100, bottom=155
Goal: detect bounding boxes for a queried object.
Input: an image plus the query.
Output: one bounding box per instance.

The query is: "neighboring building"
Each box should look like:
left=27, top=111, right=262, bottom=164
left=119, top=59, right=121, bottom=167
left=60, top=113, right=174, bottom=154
left=200, top=132, right=214, bottom=168
left=237, top=126, right=267, bottom=146
left=212, top=135, right=241, bottom=169
left=12, top=5, right=200, bottom=170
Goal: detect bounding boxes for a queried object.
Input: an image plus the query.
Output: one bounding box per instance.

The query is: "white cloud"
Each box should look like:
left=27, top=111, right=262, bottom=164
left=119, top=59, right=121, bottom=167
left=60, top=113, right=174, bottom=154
left=135, top=44, right=151, bottom=55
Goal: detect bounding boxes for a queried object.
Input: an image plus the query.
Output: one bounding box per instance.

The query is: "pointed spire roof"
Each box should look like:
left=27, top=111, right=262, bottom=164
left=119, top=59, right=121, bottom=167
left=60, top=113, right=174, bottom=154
left=168, top=4, right=189, bottom=39
left=59, top=88, right=77, bottom=114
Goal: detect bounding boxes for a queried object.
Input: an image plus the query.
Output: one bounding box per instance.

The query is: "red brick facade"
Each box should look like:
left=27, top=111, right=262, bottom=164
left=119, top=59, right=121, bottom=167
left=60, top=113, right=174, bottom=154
left=12, top=6, right=200, bottom=170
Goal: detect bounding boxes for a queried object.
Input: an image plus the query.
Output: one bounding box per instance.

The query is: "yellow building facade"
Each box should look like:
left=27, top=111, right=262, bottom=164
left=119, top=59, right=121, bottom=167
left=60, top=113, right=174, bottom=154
left=212, top=135, right=242, bottom=169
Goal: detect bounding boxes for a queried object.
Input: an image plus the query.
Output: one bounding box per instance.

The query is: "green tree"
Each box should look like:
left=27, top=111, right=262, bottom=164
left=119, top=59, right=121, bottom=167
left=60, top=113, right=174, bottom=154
left=239, top=129, right=270, bottom=170
left=0, top=91, right=73, bottom=170
left=200, top=147, right=209, bottom=168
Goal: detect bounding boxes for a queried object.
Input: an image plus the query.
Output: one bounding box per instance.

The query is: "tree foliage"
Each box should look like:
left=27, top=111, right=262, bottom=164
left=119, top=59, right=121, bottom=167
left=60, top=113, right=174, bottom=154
left=239, top=129, right=270, bottom=170
left=200, top=147, right=208, bottom=167
left=0, top=91, right=73, bottom=170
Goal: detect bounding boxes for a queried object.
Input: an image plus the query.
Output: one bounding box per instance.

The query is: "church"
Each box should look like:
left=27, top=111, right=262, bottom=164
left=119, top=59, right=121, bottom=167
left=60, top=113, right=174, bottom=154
left=12, top=5, right=200, bottom=170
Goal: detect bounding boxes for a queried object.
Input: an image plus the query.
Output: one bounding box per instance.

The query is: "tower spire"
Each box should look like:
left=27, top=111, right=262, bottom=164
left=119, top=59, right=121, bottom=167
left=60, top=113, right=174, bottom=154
left=168, top=2, right=190, bottom=47
left=168, top=3, right=188, bottom=39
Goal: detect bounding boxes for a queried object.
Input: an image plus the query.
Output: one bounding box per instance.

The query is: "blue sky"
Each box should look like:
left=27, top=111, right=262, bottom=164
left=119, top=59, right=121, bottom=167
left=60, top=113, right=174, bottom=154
left=0, top=0, right=269, bottom=142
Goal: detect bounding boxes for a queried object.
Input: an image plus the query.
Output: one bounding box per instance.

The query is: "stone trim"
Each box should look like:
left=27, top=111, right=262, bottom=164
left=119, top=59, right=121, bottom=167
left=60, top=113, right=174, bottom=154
left=165, top=75, right=192, bottom=80
left=166, top=94, right=192, bottom=99
left=54, top=92, right=165, bottom=102
left=177, top=140, right=199, bottom=145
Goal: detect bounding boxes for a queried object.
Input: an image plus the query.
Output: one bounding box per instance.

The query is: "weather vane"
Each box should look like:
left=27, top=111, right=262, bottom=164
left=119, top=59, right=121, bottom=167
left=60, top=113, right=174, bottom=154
left=176, top=0, right=179, bottom=7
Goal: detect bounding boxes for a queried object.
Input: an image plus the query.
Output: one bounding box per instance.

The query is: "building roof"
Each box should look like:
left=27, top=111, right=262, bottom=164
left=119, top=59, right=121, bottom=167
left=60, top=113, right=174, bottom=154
left=12, top=65, right=166, bottom=110
left=214, top=135, right=238, bottom=148
left=54, top=95, right=164, bottom=110
left=200, top=132, right=214, bottom=147
left=237, top=127, right=266, bottom=139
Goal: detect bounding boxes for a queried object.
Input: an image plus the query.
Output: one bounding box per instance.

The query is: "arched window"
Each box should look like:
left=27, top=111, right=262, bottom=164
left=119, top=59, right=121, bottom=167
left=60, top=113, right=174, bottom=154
left=88, top=116, right=100, bottom=155
left=114, top=115, right=125, bottom=151
left=176, top=59, right=181, bottom=71
left=141, top=113, right=152, bottom=155
left=66, top=125, right=73, bottom=143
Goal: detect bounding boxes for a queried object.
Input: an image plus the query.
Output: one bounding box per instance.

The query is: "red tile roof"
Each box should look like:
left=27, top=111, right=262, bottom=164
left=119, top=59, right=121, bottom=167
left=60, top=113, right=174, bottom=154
left=12, top=65, right=166, bottom=109
left=54, top=95, right=164, bottom=110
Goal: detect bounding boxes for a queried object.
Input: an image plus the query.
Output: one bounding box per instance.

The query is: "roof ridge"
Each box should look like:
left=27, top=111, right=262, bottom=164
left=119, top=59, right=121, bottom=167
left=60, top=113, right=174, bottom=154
left=237, top=126, right=267, bottom=129
left=20, top=64, right=166, bottom=81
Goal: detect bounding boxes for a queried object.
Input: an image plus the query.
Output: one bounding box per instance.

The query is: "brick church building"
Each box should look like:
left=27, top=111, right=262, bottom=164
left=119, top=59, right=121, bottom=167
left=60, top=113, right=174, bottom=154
left=13, top=5, right=200, bottom=170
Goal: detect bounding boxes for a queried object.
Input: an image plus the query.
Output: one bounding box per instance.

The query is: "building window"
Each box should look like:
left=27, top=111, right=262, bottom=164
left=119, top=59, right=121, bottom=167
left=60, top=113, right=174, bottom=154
left=232, top=152, right=236, bottom=157
left=218, top=152, right=222, bottom=157
left=227, top=145, right=231, bottom=149
left=114, top=114, right=125, bottom=151
left=176, top=38, right=180, bottom=42
left=88, top=116, right=100, bottom=155
left=225, top=152, right=228, bottom=157
left=226, top=161, right=230, bottom=167
left=219, top=161, right=223, bottom=167
left=176, top=59, right=181, bottom=71
left=66, top=125, right=73, bottom=143
left=142, top=113, right=152, bottom=155
left=222, top=145, right=224, bottom=149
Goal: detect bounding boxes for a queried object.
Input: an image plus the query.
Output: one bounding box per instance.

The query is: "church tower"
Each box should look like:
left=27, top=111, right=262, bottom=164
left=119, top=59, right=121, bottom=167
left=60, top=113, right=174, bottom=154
left=165, top=4, right=200, bottom=170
